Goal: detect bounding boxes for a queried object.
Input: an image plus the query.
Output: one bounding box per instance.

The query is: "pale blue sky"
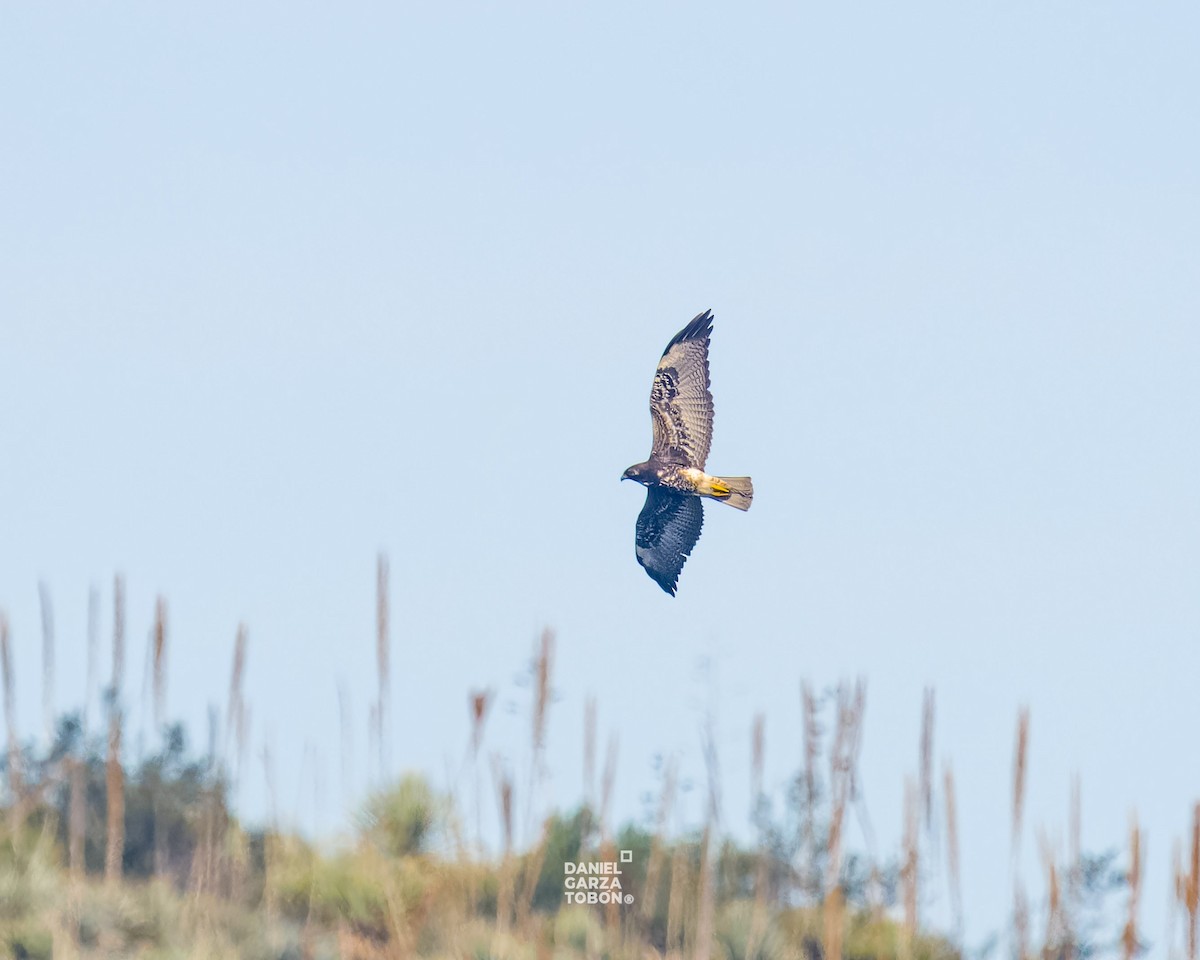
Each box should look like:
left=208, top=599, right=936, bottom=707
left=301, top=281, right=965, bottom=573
left=3, top=2, right=1199, bottom=948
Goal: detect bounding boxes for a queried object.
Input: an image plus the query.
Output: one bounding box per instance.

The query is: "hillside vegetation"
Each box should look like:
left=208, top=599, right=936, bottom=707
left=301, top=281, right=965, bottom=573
left=0, top=573, right=1185, bottom=959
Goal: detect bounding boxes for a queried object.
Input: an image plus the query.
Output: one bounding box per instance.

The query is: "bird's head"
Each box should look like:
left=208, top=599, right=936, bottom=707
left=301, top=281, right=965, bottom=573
left=622, top=463, right=651, bottom=485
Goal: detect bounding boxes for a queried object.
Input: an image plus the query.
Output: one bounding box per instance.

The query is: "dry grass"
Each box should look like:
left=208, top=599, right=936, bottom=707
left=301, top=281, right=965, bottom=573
left=4, top=572, right=1198, bottom=960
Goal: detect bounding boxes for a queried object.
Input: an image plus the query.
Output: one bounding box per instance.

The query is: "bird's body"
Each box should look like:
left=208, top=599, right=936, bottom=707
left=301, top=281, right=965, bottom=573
left=624, top=461, right=752, bottom=506
left=622, top=310, right=753, bottom=595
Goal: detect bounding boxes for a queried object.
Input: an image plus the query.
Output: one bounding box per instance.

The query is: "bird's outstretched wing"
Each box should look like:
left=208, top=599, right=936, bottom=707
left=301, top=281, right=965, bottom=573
left=635, top=488, right=705, bottom=596
left=649, top=310, right=714, bottom=469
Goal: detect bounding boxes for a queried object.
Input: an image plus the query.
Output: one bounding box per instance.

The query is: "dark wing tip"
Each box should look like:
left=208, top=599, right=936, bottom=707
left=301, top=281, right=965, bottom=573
left=661, top=308, right=713, bottom=357
left=638, top=554, right=680, bottom=595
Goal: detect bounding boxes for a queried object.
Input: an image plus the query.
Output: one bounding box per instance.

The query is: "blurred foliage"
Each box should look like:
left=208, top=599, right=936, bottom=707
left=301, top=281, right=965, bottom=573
left=358, top=771, right=450, bottom=859
left=0, top=695, right=1141, bottom=960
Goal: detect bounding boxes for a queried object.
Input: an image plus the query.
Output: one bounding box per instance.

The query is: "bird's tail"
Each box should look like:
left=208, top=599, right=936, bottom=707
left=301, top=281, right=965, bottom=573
left=699, top=475, right=754, bottom=511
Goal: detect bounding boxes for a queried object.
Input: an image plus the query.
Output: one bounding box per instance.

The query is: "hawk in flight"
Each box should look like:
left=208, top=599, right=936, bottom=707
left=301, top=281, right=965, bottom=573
left=622, top=310, right=753, bottom=595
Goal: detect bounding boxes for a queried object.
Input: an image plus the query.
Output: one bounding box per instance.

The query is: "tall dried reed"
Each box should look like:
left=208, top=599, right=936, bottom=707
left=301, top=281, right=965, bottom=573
left=376, top=552, right=390, bottom=780
left=694, top=711, right=723, bottom=960
left=800, top=680, right=820, bottom=892
left=920, top=687, right=934, bottom=834
left=492, top=754, right=516, bottom=934
left=1039, top=832, right=1063, bottom=955
left=823, top=682, right=865, bottom=960
left=1, top=612, right=23, bottom=839
left=39, top=582, right=54, bottom=749
left=151, top=597, right=169, bottom=879
left=1013, top=707, right=1030, bottom=855
left=468, top=688, right=493, bottom=854
left=226, top=624, right=248, bottom=776
left=514, top=630, right=556, bottom=931
left=746, top=713, right=770, bottom=960
left=152, top=596, right=167, bottom=730
left=944, top=765, right=963, bottom=943
left=1122, top=817, right=1142, bottom=960
left=642, top=756, right=677, bottom=930
left=599, top=733, right=618, bottom=840
left=1011, top=708, right=1030, bottom=960
left=583, top=695, right=597, bottom=810
left=901, top=777, right=919, bottom=960
left=531, top=630, right=553, bottom=760
left=1179, top=803, right=1200, bottom=960
left=1067, top=774, right=1081, bottom=958
left=105, top=574, right=126, bottom=885
left=339, top=680, right=354, bottom=816
left=85, top=585, right=99, bottom=736
left=69, top=751, right=85, bottom=881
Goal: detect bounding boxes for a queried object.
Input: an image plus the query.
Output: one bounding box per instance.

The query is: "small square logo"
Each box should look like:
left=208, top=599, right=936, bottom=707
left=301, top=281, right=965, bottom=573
left=620, top=849, right=633, bottom=863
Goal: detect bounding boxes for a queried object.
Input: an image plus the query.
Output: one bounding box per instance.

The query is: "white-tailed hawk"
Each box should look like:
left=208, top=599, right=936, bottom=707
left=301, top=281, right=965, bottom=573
left=622, top=310, right=753, bottom=595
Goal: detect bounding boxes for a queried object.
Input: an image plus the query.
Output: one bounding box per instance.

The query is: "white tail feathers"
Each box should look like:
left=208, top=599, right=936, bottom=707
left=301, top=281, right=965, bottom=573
left=717, top=475, right=753, bottom=511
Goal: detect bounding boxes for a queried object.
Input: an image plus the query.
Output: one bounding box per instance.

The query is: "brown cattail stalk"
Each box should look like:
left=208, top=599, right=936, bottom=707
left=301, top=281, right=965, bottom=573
left=467, top=688, right=492, bottom=854
left=1013, top=880, right=1030, bottom=960
left=1040, top=832, right=1062, bottom=955
left=105, top=574, right=126, bottom=885
left=1013, top=707, right=1030, bottom=857
left=471, top=689, right=492, bottom=757
left=152, top=597, right=167, bottom=730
